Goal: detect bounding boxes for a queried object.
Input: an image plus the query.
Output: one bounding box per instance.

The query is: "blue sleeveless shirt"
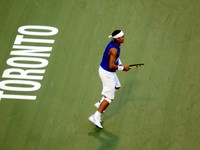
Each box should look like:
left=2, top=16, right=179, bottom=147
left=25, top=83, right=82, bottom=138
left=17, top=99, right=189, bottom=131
left=100, top=41, right=121, bottom=72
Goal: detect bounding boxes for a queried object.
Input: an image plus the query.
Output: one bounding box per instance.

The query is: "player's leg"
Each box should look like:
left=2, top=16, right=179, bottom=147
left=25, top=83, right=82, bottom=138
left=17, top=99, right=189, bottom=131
left=98, top=97, right=112, bottom=113
left=94, top=96, right=104, bottom=109
left=97, top=68, right=115, bottom=112
left=97, top=73, right=120, bottom=113
left=89, top=67, right=115, bottom=128
left=114, top=73, right=121, bottom=91
left=95, top=72, right=120, bottom=109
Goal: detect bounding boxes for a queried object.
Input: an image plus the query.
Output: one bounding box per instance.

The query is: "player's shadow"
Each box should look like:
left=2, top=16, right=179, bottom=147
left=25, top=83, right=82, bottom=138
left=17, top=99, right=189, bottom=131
left=106, top=78, right=138, bottom=119
left=88, top=127, right=119, bottom=150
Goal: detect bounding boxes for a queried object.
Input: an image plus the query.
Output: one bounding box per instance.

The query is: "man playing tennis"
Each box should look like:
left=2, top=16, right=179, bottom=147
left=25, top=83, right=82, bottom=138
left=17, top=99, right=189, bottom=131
left=88, top=30, right=130, bottom=128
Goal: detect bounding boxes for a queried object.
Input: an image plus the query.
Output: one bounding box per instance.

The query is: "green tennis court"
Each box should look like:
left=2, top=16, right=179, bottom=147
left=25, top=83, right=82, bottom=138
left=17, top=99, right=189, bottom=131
left=0, top=0, right=200, bottom=150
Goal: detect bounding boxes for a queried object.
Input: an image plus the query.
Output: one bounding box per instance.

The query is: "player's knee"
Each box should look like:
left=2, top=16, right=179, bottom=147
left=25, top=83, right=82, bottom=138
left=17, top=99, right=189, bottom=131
left=105, top=97, right=112, bottom=103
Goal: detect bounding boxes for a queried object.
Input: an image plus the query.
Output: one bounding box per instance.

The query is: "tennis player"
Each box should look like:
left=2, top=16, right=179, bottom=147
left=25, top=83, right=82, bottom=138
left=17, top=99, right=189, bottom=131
left=88, top=30, right=130, bottom=128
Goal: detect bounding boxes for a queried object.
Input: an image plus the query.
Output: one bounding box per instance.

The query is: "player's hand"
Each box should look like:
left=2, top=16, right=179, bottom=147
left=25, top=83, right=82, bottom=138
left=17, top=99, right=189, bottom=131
left=123, top=66, right=130, bottom=71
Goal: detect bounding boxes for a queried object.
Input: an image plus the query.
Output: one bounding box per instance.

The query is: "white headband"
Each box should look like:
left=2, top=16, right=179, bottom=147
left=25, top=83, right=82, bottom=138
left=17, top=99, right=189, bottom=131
left=108, top=31, right=124, bottom=39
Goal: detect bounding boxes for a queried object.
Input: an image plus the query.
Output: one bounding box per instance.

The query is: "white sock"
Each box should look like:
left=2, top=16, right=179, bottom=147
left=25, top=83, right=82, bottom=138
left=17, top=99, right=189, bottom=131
left=94, top=111, right=102, bottom=118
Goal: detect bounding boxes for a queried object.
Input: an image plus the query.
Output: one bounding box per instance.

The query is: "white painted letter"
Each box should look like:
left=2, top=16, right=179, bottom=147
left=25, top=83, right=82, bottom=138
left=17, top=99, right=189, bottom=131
left=7, top=57, right=48, bottom=68
left=0, top=80, right=41, bottom=91
left=18, top=25, right=58, bottom=36
left=14, top=35, right=55, bottom=45
left=2, top=68, right=45, bottom=80
left=0, top=91, right=36, bottom=100
left=11, top=45, right=52, bottom=57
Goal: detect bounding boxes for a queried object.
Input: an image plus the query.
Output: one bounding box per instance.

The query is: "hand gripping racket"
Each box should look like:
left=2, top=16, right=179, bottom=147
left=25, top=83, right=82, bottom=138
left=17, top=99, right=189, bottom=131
left=129, top=63, right=144, bottom=69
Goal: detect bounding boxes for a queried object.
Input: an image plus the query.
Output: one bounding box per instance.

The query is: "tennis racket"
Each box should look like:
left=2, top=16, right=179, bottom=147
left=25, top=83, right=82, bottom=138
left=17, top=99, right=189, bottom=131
left=129, top=63, right=144, bottom=69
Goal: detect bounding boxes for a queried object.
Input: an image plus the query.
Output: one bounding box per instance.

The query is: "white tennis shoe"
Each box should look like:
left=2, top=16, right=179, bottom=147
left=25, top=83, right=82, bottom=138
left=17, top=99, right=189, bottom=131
left=88, top=115, right=103, bottom=129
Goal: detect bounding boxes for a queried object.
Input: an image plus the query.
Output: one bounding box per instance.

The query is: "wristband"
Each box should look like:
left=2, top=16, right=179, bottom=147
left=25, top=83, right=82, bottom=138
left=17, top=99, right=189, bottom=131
left=117, top=66, right=124, bottom=71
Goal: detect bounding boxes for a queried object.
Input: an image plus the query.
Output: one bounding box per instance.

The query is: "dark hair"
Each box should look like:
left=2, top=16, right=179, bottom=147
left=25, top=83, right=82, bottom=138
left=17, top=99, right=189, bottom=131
left=112, top=30, right=121, bottom=37
left=112, top=30, right=121, bottom=43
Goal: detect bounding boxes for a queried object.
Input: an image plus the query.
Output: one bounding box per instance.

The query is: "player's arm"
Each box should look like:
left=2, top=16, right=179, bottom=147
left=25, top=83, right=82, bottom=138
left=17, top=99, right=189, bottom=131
left=108, top=48, right=118, bottom=70
left=108, top=48, right=130, bottom=71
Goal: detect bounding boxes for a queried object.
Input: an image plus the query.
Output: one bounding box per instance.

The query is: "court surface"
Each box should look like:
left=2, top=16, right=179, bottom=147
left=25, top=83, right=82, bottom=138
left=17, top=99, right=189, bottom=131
left=0, top=0, right=200, bottom=150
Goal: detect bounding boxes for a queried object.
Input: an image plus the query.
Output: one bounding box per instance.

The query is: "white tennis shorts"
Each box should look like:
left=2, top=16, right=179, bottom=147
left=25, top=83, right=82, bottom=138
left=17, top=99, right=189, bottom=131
left=98, top=66, right=121, bottom=100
